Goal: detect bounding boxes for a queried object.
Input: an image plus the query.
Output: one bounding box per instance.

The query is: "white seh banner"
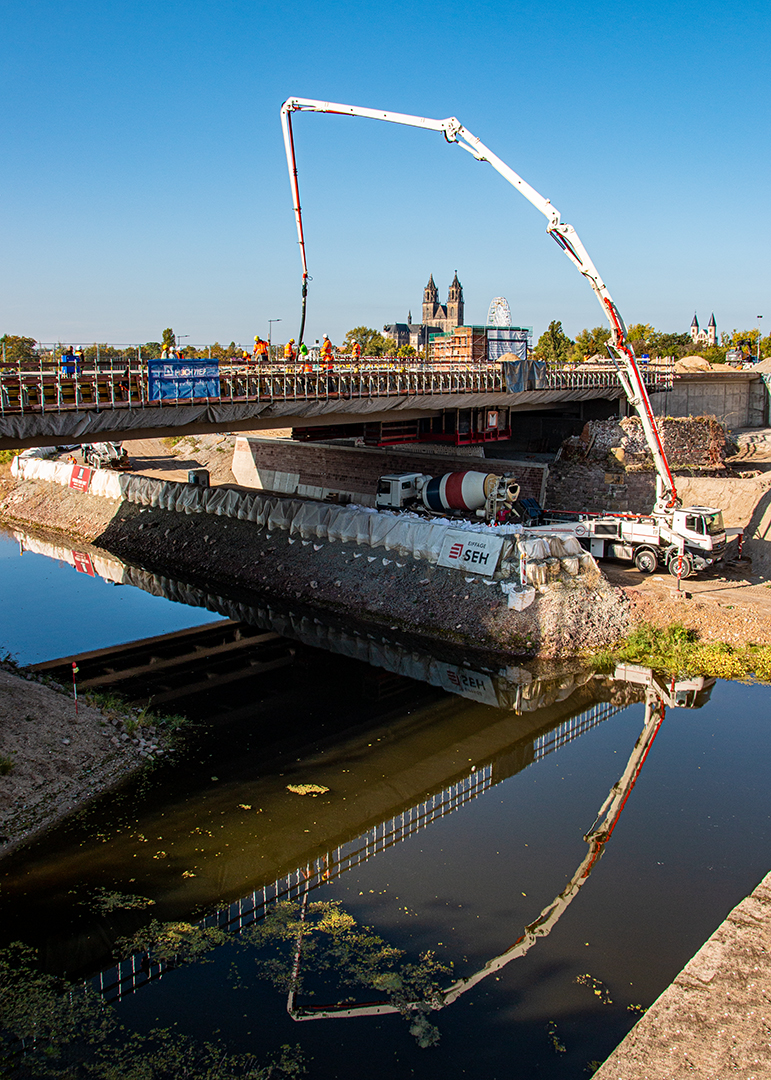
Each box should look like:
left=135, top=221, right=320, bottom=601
left=437, top=530, right=504, bottom=575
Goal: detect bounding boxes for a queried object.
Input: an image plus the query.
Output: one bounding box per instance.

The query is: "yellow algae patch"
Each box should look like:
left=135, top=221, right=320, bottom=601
left=286, top=783, right=330, bottom=797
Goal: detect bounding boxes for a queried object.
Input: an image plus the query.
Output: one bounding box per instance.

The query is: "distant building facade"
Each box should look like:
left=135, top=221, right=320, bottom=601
left=690, top=313, right=717, bottom=347
left=384, top=272, right=465, bottom=352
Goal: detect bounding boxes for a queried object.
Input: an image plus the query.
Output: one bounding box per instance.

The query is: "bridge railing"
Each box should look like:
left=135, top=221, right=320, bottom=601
left=0, top=357, right=674, bottom=418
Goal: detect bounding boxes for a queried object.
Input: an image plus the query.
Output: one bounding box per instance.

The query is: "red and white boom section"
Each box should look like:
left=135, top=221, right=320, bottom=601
left=280, top=97, right=678, bottom=510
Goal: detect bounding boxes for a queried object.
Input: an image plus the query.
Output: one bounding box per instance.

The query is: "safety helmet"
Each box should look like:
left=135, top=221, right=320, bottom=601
left=254, top=335, right=259, bottom=341
left=289, top=338, right=295, bottom=343
left=323, top=333, right=329, bottom=339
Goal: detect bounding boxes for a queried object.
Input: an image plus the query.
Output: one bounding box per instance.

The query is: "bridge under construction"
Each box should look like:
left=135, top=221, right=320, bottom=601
left=0, top=356, right=673, bottom=450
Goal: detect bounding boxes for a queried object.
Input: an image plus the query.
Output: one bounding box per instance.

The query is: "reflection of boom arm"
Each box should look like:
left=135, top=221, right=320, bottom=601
left=280, top=96, right=678, bottom=509
left=287, top=687, right=665, bottom=1022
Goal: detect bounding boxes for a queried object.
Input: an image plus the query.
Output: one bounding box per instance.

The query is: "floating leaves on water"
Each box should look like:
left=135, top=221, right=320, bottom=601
left=546, top=1020, right=566, bottom=1053
left=181, top=870, right=196, bottom=878
left=240, top=899, right=450, bottom=1048
left=89, top=888, right=156, bottom=914
left=627, top=1002, right=647, bottom=1014
left=153, top=850, right=167, bottom=860
left=575, top=973, right=613, bottom=1004
left=286, top=783, right=330, bottom=797
left=115, top=919, right=227, bottom=964
left=238, top=803, right=252, bottom=810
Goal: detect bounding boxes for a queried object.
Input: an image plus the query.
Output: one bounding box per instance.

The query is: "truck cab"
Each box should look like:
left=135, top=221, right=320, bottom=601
left=666, top=506, right=726, bottom=566
left=375, top=473, right=427, bottom=511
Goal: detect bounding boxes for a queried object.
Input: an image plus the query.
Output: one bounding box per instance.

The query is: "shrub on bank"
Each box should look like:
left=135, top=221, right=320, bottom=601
left=594, top=622, right=771, bottom=681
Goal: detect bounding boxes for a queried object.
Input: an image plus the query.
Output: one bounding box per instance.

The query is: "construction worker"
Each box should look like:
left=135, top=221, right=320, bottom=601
left=299, top=341, right=311, bottom=373
left=253, top=336, right=269, bottom=364
left=320, top=334, right=334, bottom=367
left=284, top=338, right=296, bottom=362
left=351, top=340, right=362, bottom=362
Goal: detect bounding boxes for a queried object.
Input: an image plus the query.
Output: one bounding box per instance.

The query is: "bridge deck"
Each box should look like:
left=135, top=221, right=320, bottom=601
left=0, top=358, right=673, bottom=448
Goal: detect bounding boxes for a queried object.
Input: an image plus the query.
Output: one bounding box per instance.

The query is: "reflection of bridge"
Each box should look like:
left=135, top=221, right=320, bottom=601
left=96, top=695, right=623, bottom=1003
left=0, top=359, right=673, bottom=449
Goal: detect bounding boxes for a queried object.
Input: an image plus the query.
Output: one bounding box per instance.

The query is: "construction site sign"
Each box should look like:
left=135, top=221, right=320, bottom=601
left=69, top=465, right=92, bottom=492
left=437, top=530, right=504, bottom=575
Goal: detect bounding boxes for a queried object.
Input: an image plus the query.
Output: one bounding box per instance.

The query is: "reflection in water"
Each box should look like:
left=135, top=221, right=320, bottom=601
left=1, top=526, right=727, bottom=1071
left=17, top=528, right=593, bottom=712
left=96, top=671, right=709, bottom=1017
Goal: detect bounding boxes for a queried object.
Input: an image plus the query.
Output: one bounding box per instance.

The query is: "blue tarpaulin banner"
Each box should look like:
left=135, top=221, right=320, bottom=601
left=148, top=359, right=221, bottom=400
left=500, top=359, right=548, bottom=393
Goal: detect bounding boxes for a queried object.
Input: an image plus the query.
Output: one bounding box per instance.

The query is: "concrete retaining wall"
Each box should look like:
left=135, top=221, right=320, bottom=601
left=232, top=437, right=549, bottom=506
left=649, top=373, right=767, bottom=429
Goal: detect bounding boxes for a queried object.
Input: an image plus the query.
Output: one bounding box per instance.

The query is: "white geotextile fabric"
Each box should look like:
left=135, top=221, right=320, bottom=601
left=89, top=470, right=122, bottom=499
left=9, top=455, right=547, bottom=574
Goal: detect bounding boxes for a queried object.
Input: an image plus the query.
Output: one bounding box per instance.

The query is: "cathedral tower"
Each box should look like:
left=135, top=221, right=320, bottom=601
left=422, top=274, right=439, bottom=325
left=446, top=271, right=464, bottom=329
left=707, top=313, right=717, bottom=346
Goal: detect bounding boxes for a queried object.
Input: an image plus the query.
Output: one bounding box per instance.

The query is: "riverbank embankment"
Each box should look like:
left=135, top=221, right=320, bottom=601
left=0, top=466, right=632, bottom=660
left=0, top=664, right=154, bottom=856
left=595, top=870, right=771, bottom=1080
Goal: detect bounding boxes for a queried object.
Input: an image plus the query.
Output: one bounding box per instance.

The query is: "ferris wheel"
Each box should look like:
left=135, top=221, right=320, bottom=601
left=487, top=297, right=512, bottom=326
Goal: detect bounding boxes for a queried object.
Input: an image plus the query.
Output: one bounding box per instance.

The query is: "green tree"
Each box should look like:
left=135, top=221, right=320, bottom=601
left=208, top=341, right=228, bottom=361
left=161, top=327, right=176, bottom=351
left=397, top=344, right=416, bottom=358
left=342, top=326, right=390, bottom=356
left=0, top=334, right=37, bottom=365
left=647, top=331, right=693, bottom=358
left=571, top=326, right=611, bottom=362
left=626, top=323, right=655, bottom=352
left=143, top=340, right=162, bottom=358
left=532, top=320, right=573, bottom=365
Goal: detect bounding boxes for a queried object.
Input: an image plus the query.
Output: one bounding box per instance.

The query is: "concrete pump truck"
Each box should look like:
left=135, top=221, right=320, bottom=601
left=279, top=97, right=726, bottom=579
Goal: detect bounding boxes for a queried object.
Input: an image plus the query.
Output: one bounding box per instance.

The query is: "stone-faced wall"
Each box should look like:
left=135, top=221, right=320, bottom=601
left=233, top=438, right=548, bottom=506
left=545, top=462, right=656, bottom=515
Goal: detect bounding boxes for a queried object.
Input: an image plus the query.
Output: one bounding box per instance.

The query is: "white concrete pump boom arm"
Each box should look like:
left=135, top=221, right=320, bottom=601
left=279, top=96, right=678, bottom=509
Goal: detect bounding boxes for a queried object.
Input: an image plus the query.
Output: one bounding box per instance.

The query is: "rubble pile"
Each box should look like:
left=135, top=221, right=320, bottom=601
left=569, top=416, right=736, bottom=469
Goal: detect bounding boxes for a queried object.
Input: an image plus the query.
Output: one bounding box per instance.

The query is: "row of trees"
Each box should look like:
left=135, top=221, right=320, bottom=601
left=341, top=327, right=417, bottom=357
left=532, top=321, right=771, bottom=365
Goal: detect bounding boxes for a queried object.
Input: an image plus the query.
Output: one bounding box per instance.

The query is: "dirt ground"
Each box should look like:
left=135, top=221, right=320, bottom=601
left=603, top=559, right=771, bottom=646
left=0, top=666, right=150, bottom=855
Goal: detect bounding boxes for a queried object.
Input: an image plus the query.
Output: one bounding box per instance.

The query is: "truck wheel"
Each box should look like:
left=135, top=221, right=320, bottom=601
left=634, top=548, right=658, bottom=573
left=668, top=553, right=693, bottom=579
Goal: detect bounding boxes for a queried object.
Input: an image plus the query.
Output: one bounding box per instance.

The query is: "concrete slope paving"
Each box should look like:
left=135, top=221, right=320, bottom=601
left=596, top=870, right=771, bottom=1080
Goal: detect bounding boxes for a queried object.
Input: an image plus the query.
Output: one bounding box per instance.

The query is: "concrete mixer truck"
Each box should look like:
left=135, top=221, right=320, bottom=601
left=376, top=470, right=520, bottom=524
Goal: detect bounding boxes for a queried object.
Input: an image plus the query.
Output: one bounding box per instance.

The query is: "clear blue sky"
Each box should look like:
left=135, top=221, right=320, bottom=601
left=2, top=0, right=769, bottom=348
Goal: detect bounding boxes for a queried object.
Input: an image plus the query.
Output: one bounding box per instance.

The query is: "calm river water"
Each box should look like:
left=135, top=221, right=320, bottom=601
left=0, top=526, right=769, bottom=1078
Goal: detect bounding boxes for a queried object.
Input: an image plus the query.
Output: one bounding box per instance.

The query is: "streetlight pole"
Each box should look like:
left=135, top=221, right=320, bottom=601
left=758, top=316, right=763, bottom=364
left=268, top=319, right=281, bottom=363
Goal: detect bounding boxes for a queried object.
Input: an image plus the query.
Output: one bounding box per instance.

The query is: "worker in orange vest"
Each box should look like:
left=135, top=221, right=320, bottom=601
left=284, top=338, right=296, bottom=362
left=253, top=336, right=269, bottom=363
left=351, top=340, right=362, bottom=362
left=320, top=334, right=334, bottom=369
